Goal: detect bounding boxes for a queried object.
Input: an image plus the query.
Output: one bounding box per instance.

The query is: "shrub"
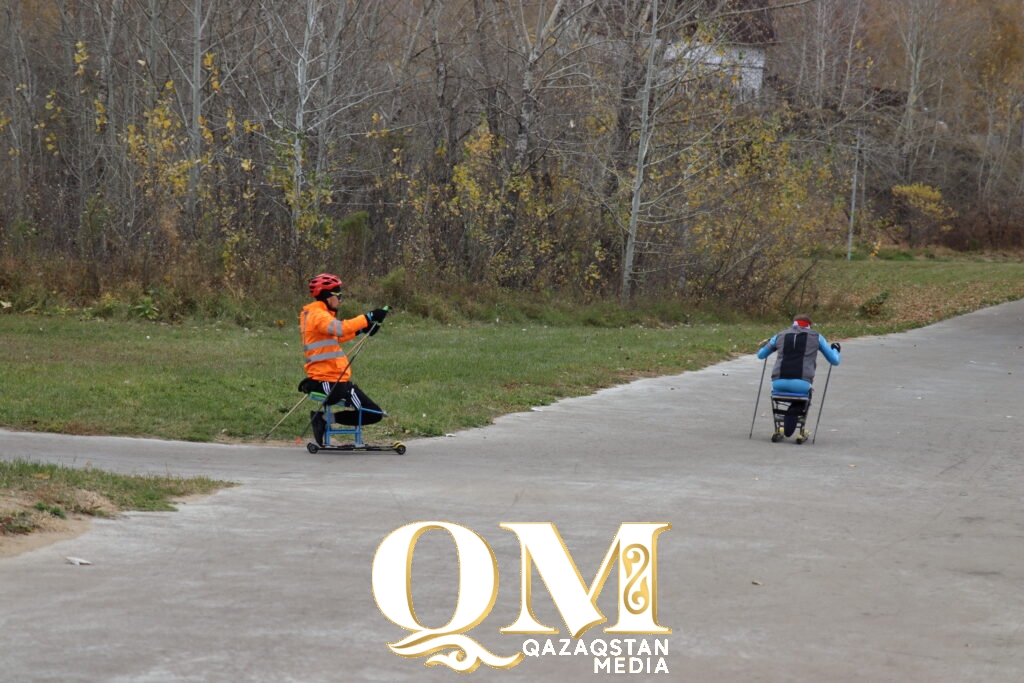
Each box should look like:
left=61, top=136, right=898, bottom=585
left=858, top=291, right=890, bottom=318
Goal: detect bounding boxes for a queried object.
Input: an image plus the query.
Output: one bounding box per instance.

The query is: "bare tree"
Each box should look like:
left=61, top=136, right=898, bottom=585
left=0, top=3, right=37, bottom=223
left=771, top=0, right=871, bottom=114
left=871, top=0, right=957, bottom=181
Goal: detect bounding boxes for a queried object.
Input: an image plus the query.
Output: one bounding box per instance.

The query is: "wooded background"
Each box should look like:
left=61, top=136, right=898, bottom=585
left=2, top=0, right=1022, bottom=313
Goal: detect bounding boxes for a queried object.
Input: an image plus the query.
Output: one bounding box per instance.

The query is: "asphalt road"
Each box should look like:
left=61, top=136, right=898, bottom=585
left=1, top=300, right=1023, bottom=682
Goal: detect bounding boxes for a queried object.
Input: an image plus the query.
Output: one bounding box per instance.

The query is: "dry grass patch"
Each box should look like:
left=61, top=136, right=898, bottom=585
left=0, top=460, right=234, bottom=555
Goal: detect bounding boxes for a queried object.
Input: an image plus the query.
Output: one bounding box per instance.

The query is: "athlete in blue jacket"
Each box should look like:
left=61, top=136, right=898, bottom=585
left=757, top=315, right=841, bottom=396
left=757, top=315, right=841, bottom=437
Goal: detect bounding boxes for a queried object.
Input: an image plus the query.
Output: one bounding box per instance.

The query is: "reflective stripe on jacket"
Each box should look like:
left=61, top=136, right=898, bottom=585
left=299, top=301, right=369, bottom=382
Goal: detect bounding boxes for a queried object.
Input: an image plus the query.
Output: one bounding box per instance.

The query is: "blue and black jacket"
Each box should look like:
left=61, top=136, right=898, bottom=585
left=757, top=323, right=840, bottom=395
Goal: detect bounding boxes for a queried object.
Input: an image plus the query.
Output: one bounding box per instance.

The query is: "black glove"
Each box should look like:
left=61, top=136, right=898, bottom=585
left=366, top=308, right=388, bottom=335
left=831, top=342, right=841, bottom=352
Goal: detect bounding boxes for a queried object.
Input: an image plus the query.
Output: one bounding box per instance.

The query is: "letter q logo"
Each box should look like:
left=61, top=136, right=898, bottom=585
left=372, top=521, right=523, bottom=672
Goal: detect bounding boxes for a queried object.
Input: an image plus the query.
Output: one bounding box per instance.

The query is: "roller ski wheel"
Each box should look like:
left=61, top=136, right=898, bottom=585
left=771, top=431, right=783, bottom=443
left=307, top=442, right=320, bottom=454
left=795, top=430, right=811, bottom=445
left=393, top=441, right=407, bottom=455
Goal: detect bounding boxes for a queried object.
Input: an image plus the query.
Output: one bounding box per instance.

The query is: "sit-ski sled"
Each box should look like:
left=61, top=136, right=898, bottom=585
left=305, top=391, right=406, bottom=455
left=769, top=391, right=811, bottom=444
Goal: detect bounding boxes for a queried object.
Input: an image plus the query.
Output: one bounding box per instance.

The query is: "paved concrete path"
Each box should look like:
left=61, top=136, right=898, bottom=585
left=2, top=300, right=1023, bottom=682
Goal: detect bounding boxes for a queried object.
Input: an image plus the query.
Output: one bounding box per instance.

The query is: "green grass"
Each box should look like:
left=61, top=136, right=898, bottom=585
left=0, top=313, right=766, bottom=441
left=0, top=459, right=232, bottom=535
left=1, top=257, right=1023, bottom=443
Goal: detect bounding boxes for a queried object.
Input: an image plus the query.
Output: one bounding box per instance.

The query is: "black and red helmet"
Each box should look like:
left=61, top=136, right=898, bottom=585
left=308, top=273, right=343, bottom=299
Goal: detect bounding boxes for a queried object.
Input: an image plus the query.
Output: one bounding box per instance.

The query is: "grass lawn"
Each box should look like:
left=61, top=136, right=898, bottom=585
left=2, top=257, right=1023, bottom=444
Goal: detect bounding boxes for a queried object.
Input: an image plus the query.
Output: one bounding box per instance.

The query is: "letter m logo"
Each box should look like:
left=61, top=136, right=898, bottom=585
left=499, top=523, right=672, bottom=637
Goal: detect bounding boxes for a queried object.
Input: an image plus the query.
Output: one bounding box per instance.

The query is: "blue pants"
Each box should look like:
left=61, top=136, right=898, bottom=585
left=771, top=378, right=811, bottom=396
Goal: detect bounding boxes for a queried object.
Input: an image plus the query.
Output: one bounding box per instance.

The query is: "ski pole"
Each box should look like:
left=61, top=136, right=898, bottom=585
left=811, top=363, right=833, bottom=444
left=749, top=355, right=768, bottom=439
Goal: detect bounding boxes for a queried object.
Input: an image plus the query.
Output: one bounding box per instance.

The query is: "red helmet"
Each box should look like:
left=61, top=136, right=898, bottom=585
left=308, top=273, right=343, bottom=298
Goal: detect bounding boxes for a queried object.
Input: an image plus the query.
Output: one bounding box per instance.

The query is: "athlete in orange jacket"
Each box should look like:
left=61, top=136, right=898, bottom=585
left=299, top=273, right=389, bottom=445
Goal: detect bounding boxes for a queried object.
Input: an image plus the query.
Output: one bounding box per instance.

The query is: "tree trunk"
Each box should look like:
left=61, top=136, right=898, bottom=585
left=621, top=0, right=658, bottom=305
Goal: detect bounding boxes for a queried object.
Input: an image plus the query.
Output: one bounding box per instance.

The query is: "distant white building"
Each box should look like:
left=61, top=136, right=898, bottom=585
left=664, top=40, right=767, bottom=102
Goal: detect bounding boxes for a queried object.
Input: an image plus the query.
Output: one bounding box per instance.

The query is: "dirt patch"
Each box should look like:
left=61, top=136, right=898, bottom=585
left=0, top=516, right=93, bottom=559
left=1, top=490, right=216, bottom=560
left=0, top=489, right=118, bottom=560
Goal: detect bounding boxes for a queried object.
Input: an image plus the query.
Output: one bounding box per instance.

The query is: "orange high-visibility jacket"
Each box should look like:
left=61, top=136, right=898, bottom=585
left=299, top=301, right=370, bottom=382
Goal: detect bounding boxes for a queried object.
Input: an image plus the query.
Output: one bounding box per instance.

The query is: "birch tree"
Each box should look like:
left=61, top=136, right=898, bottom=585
left=244, top=0, right=392, bottom=254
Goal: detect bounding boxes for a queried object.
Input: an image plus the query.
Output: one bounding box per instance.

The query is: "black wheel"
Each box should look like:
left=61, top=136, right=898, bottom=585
left=306, top=442, right=319, bottom=454
left=394, top=442, right=407, bottom=455
left=795, top=438, right=805, bottom=444
left=771, top=433, right=782, bottom=443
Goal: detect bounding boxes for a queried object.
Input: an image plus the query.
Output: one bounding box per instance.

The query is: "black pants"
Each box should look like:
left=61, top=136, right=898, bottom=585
left=298, top=378, right=384, bottom=426
left=783, top=400, right=808, bottom=436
